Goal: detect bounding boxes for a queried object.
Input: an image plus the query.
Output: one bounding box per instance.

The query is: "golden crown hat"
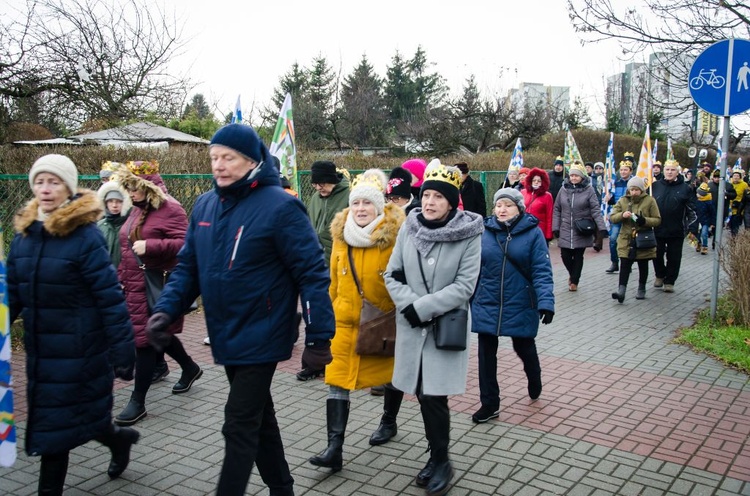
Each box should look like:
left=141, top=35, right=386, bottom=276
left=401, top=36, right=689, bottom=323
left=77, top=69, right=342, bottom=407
left=126, top=160, right=159, bottom=175
left=664, top=159, right=680, bottom=167
left=423, top=160, right=461, bottom=189
left=619, top=160, right=633, bottom=168
left=652, top=160, right=662, bottom=166
left=101, top=160, right=123, bottom=172
left=351, top=170, right=385, bottom=192
left=623, top=151, right=635, bottom=159
left=555, top=155, right=564, bottom=161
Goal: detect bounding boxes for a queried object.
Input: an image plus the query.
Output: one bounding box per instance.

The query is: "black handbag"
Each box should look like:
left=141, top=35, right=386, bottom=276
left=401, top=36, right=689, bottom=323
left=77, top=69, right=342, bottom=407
left=143, top=267, right=170, bottom=312
left=348, top=247, right=396, bottom=357
left=635, top=229, right=657, bottom=249
left=573, top=218, right=597, bottom=235
left=416, top=253, right=468, bottom=351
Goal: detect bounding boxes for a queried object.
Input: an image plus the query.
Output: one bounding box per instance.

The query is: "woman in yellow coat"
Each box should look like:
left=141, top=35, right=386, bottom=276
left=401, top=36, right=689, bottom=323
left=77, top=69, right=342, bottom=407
left=309, top=169, right=405, bottom=472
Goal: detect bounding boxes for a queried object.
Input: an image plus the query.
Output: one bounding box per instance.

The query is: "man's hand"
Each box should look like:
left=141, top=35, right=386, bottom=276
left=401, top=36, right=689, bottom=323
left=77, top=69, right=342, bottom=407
left=301, top=340, right=332, bottom=371
left=146, top=312, right=173, bottom=351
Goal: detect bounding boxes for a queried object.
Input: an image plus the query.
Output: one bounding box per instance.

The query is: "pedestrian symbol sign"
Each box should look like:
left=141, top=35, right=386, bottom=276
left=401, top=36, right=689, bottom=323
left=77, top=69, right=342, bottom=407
left=689, top=39, right=750, bottom=116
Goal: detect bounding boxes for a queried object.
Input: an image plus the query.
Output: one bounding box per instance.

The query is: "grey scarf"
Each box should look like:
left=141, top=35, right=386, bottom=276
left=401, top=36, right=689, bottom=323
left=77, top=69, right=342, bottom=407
left=405, top=208, right=484, bottom=257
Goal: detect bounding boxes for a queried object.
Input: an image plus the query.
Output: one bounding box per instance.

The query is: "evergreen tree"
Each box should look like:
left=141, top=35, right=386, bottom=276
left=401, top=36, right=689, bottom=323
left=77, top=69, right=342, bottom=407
left=339, top=54, right=387, bottom=147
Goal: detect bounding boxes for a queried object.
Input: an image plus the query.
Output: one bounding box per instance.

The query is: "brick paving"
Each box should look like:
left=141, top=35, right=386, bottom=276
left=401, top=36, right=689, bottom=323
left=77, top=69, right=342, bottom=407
left=2, top=241, right=749, bottom=495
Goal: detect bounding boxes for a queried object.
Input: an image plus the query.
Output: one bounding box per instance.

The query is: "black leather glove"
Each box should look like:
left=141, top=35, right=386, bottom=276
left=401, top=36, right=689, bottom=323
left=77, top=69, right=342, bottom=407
left=390, top=269, right=407, bottom=284
left=539, top=310, right=554, bottom=325
left=114, top=362, right=135, bottom=381
left=599, top=230, right=609, bottom=239
left=301, top=340, right=332, bottom=371
left=146, top=312, right=173, bottom=351
left=593, top=240, right=603, bottom=252
left=635, top=215, right=646, bottom=226
left=401, top=304, right=425, bottom=328
left=552, top=231, right=560, bottom=239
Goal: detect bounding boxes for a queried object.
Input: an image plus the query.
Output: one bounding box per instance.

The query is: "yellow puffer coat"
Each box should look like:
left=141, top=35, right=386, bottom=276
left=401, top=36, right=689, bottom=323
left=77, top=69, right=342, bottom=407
left=325, top=203, right=405, bottom=390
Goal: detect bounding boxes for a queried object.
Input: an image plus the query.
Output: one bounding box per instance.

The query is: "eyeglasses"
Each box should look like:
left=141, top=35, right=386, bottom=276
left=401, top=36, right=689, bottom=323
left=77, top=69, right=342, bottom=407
left=386, top=196, right=405, bottom=203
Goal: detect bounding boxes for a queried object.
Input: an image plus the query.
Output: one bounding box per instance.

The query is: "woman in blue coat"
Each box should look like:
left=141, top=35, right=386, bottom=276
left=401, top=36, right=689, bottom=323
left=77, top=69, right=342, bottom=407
left=471, top=188, right=555, bottom=423
left=7, top=155, right=137, bottom=495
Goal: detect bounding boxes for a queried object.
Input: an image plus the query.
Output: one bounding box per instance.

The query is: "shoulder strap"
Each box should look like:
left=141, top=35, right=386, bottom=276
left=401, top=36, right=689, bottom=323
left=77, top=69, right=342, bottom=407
left=495, top=235, right=533, bottom=286
left=347, top=245, right=364, bottom=297
left=416, top=251, right=431, bottom=294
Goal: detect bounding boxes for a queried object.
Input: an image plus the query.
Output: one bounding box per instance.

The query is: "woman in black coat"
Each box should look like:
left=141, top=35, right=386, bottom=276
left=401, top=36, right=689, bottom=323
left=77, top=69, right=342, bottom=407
left=8, top=155, right=138, bottom=495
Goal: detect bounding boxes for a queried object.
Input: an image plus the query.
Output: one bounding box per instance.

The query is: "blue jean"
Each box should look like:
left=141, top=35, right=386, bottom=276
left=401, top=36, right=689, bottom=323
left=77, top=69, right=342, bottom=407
left=700, top=224, right=710, bottom=247
left=609, top=223, right=622, bottom=263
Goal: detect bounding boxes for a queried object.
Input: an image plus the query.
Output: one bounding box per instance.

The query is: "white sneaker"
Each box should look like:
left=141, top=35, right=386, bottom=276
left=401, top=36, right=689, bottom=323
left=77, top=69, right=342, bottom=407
left=203, top=336, right=211, bottom=345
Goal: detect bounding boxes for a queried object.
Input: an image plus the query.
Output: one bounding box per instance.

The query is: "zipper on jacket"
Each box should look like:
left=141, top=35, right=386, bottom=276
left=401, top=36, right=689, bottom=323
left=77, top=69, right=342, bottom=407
left=495, top=232, right=511, bottom=336
left=229, top=225, right=244, bottom=269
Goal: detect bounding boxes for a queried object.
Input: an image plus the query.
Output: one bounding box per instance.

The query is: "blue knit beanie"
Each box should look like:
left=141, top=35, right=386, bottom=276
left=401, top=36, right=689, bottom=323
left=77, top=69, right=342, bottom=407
left=210, top=124, right=263, bottom=163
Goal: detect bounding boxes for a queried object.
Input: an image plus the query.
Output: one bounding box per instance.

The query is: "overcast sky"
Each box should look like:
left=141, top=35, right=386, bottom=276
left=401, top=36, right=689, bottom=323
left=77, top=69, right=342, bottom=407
left=165, top=0, right=633, bottom=126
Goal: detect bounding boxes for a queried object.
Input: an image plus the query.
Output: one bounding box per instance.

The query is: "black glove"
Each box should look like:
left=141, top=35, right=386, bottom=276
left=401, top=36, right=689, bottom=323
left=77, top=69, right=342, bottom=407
left=552, top=231, right=560, bottom=239
left=593, top=240, right=603, bottom=252
left=390, top=269, right=407, bottom=284
left=401, top=304, right=425, bottom=328
left=635, top=215, right=646, bottom=226
left=146, top=312, right=173, bottom=351
left=301, top=340, right=332, bottom=371
left=114, top=362, right=135, bottom=381
left=599, top=230, right=609, bottom=239
left=539, top=310, right=554, bottom=325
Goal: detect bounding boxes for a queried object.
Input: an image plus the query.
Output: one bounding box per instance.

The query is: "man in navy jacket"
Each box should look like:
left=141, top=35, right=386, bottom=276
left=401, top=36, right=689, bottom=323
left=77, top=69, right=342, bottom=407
left=147, top=124, right=335, bottom=496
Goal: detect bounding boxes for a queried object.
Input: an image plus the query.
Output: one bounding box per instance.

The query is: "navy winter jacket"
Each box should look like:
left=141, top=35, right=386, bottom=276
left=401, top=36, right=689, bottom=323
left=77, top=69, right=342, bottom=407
left=154, top=160, right=335, bottom=365
left=471, top=214, right=555, bottom=338
left=8, top=191, right=134, bottom=456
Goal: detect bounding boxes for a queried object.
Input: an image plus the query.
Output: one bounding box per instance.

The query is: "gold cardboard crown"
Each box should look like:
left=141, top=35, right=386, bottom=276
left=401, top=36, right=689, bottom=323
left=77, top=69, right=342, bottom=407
left=351, top=171, right=385, bottom=192
left=624, top=151, right=635, bottom=159
left=664, top=159, right=679, bottom=167
left=423, top=162, right=461, bottom=188
left=127, top=160, right=159, bottom=175
left=101, top=161, right=123, bottom=172
left=555, top=156, right=564, bottom=161
left=619, top=160, right=633, bottom=168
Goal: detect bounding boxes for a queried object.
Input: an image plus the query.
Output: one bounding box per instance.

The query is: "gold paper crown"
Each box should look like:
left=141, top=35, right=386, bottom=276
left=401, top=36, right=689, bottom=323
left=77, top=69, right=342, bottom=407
left=624, top=151, right=635, bottom=159
left=619, top=160, right=633, bottom=168
left=101, top=160, right=123, bottom=172
left=423, top=161, right=461, bottom=189
left=653, top=160, right=662, bottom=166
left=126, top=160, right=159, bottom=175
left=351, top=171, right=385, bottom=192
left=664, top=159, right=679, bottom=167
left=555, top=156, right=564, bottom=162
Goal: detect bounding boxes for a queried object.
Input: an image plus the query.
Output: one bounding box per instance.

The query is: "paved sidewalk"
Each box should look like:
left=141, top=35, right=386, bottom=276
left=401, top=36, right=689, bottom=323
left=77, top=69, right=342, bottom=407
left=3, top=242, right=749, bottom=495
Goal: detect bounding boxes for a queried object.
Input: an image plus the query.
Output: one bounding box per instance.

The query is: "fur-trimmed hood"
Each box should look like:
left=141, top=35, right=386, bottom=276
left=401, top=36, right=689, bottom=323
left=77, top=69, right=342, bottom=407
left=14, top=189, right=102, bottom=237
left=523, top=167, right=550, bottom=194
left=330, top=202, right=405, bottom=249
left=111, top=167, right=166, bottom=209
left=97, top=180, right=133, bottom=215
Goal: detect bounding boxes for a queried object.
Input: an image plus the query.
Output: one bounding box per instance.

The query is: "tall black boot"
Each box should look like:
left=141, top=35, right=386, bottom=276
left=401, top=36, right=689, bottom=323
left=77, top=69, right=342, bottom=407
left=419, top=394, right=453, bottom=496
left=115, top=391, right=147, bottom=426
left=514, top=338, right=542, bottom=400
left=611, top=285, right=626, bottom=304
left=38, top=452, right=69, bottom=496
left=369, top=385, right=404, bottom=446
left=97, top=424, right=140, bottom=479
left=309, top=399, right=349, bottom=472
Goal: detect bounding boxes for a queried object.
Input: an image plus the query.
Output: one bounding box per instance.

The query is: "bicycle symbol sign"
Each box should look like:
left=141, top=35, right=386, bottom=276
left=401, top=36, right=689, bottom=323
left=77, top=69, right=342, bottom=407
left=689, top=38, right=750, bottom=116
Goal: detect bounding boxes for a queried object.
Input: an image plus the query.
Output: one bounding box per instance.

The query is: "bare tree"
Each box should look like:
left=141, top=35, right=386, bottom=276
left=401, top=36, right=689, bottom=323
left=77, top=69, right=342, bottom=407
left=0, top=0, right=191, bottom=133
left=567, top=0, right=750, bottom=149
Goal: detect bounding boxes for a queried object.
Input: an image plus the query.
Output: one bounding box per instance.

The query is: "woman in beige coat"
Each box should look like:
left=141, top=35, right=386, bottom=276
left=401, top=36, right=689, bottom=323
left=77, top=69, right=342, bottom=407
left=609, top=176, right=661, bottom=303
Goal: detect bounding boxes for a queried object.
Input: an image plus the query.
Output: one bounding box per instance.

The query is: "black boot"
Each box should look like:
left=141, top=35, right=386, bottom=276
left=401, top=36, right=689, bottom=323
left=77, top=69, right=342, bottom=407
left=309, top=399, right=349, bottom=472
left=369, top=385, right=404, bottom=446
left=115, top=392, right=147, bottom=426
left=419, top=394, right=453, bottom=495
left=415, top=456, right=436, bottom=487
left=635, top=284, right=646, bottom=300
left=98, top=424, right=140, bottom=479
left=605, top=261, right=619, bottom=273
left=38, top=452, right=69, bottom=496
left=611, top=285, right=626, bottom=304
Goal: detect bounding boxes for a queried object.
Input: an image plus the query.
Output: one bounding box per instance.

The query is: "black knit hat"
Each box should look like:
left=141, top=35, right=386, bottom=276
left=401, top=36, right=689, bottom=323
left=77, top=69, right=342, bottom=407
left=310, top=161, right=341, bottom=184
left=386, top=166, right=412, bottom=199
left=420, top=159, right=461, bottom=210
left=210, top=124, right=263, bottom=163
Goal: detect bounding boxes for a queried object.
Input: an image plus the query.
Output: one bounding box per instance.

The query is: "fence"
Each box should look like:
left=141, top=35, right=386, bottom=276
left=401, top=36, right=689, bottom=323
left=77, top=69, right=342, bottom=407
left=1, top=170, right=507, bottom=254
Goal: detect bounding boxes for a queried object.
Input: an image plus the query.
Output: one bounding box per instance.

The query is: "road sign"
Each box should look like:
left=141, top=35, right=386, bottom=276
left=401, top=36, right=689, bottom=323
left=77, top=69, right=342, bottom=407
left=689, top=39, right=750, bottom=116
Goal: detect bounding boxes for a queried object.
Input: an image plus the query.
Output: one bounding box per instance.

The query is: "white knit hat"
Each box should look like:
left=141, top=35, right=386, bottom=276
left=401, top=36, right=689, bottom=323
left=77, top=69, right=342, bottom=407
left=29, top=154, right=78, bottom=196
left=349, top=169, right=387, bottom=214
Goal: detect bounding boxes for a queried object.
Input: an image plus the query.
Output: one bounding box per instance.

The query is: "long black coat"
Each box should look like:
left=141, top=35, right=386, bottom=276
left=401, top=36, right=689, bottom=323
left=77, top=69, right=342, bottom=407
left=460, top=175, right=487, bottom=216
left=8, top=191, right=135, bottom=456
left=651, top=175, right=697, bottom=238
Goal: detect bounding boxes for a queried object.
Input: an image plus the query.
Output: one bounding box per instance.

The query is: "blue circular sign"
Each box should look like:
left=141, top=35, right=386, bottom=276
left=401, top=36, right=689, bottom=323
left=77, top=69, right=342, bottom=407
left=689, top=39, right=750, bottom=116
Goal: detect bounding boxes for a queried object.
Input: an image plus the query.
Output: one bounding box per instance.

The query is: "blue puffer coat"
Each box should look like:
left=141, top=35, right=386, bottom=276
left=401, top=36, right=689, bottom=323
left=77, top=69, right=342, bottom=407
left=154, top=158, right=335, bottom=365
left=8, top=190, right=135, bottom=456
left=471, top=214, right=555, bottom=338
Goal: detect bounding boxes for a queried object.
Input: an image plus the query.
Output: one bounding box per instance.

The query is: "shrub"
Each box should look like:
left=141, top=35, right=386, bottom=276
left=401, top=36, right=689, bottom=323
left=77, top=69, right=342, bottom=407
left=720, top=230, right=750, bottom=326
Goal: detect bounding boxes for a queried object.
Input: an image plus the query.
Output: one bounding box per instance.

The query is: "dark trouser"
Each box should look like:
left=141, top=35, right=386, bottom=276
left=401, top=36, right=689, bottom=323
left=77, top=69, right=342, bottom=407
left=560, top=247, right=586, bottom=285
left=418, top=393, right=450, bottom=463
left=477, top=334, right=540, bottom=409
left=619, top=258, right=649, bottom=287
left=729, top=213, right=744, bottom=236
left=217, top=363, right=294, bottom=496
left=609, top=223, right=622, bottom=263
left=744, top=208, right=750, bottom=230
left=652, top=236, right=684, bottom=285
left=134, top=337, right=195, bottom=397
